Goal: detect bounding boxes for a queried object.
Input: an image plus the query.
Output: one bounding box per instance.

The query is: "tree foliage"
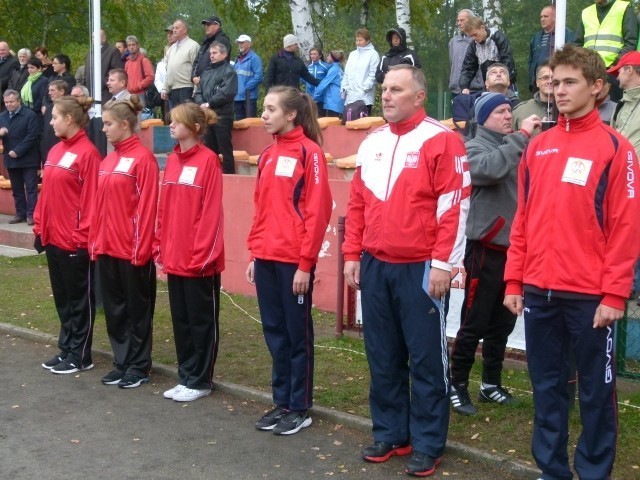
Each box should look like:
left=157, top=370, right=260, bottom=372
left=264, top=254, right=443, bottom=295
left=0, top=0, right=638, bottom=119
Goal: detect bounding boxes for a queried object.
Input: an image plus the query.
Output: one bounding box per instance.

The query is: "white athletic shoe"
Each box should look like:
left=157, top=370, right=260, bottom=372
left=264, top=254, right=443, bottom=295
left=172, top=387, right=211, bottom=402
left=163, top=384, right=185, bottom=399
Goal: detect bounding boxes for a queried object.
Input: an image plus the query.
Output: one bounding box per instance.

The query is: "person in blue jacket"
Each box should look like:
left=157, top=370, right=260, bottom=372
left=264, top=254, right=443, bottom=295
left=312, top=50, right=345, bottom=118
left=233, top=34, right=263, bottom=119
left=305, top=47, right=329, bottom=111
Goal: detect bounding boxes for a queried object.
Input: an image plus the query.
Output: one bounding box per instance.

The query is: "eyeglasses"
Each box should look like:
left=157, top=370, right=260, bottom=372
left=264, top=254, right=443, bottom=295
left=537, top=75, right=552, bottom=81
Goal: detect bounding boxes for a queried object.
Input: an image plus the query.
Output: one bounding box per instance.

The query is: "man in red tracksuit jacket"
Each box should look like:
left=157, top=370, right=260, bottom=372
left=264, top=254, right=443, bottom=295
left=504, top=45, right=640, bottom=480
left=343, top=65, right=470, bottom=477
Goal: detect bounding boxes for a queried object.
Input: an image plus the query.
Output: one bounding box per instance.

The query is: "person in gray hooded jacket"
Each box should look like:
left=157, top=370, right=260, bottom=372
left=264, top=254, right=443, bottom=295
left=449, top=93, right=540, bottom=416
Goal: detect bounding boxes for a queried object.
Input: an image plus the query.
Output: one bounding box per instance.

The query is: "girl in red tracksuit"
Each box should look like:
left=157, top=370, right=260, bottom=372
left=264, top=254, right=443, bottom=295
left=247, top=86, right=332, bottom=435
left=154, top=102, right=224, bottom=403
left=34, top=96, right=100, bottom=375
left=89, top=95, right=159, bottom=389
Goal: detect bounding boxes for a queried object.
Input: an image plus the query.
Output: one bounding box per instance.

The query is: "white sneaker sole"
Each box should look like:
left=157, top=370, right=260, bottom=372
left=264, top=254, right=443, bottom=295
left=274, top=417, right=312, bottom=435
left=173, top=389, right=211, bottom=402
left=163, top=385, right=185, bottom=399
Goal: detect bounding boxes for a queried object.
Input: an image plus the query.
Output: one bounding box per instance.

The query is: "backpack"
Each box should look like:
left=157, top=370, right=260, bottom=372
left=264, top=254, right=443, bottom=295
left=145, top=84, right=163, bottom=108
left=343, top=100, right=368, bottom=124
left=452, top=92, right=481, bottom=138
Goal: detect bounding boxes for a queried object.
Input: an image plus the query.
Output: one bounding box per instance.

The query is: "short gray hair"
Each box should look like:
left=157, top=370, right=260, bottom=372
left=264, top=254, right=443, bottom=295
left=458, top=9, right=476, bottom=17
left=210, top=41, right=228, bottom=55
left=17, top=48, right=32, bottom=58
left=3, top=89, right=20, bottom=100
left=72, top=85, right=90, bottom=96
left=125, top=35, right=139, bottom=46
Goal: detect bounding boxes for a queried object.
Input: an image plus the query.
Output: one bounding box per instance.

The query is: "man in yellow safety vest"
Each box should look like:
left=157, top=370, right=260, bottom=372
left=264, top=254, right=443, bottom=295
left=575, top=0, right=639, bottom=101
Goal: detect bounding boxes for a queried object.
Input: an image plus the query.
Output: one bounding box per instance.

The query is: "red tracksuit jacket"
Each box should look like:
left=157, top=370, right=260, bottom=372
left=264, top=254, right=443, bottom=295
left=89, top=135, right=159, bottom=265
left=342, top=109, right=470, bottom=271
left=504, top=109, right=640, bottom=310
left=33, top=129, right=100, bottom=251
left=247, top=125, right=333, bottom=272
left=154, top=143, right=224, bottom=277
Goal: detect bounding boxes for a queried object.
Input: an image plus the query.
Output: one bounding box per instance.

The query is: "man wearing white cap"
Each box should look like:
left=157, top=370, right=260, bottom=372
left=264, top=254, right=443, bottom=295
left=264, top=34, right=320, bottom=91
left=233, top=34, right=263, bottom=119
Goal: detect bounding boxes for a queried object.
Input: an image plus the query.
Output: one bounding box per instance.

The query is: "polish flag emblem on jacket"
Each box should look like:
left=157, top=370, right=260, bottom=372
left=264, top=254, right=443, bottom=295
left=405, top=151, right=419, bottom=168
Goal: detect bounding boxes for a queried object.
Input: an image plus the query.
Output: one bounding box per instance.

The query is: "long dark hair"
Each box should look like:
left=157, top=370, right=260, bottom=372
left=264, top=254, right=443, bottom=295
left=267, top=86, right=322, bottom=145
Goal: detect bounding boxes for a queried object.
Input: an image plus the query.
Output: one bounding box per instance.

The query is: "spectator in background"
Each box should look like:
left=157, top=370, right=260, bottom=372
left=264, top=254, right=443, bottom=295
left=40, top=80, right=69, bottom=163
left=233, top=34, right=262, bottom=120
left=195, top=42, right=238, bottom=174
left=575, top=0, right=638, bottom=101
left=459, top=17, right=516, bottom=95
left=449, top=9, right=483, bottom=98
left=313, top=49, right=345, bottom=118
left=34, top=46, right=54, bottom=78
left=449, top=93, right=540, bottom=417
left=49, top=54, right=76, bottom=96
left=0, top=90, right=42, bottom=225
left=192, top=15, right=231, bottom=86
left=162, top=19, right=200, bottom=107
left=375, top=27, right=421, bottom=84
left=8, top=48, right=32, bottom=92
left=512, top=63, right=554, bottom=137
left=20, top=58, right=47, bottom=119
left=71, top=85, right=95, bottom=119
left=306, top=47, right=329, bottom=111
left=529, top=5, right=574, bottom=93
left=75, top=65, right=86, bottom=87
left=115, top=40, right=129, bottom=63
left=84, top=29, right=123, bottom=102
left=341, top=28, right=380, bottom=115
left=0, top=42, right=19, bottom=111
left=124, top=35, right=154, bottom=107
left=264, top=34, right=320, bottom=91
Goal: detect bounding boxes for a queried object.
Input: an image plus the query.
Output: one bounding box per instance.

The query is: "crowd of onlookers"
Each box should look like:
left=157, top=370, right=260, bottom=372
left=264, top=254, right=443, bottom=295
left=1, top=2, right=640, bottom=477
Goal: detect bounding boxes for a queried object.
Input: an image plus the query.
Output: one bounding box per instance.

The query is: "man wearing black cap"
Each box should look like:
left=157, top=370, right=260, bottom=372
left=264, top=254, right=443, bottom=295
left=192, top=15, right=231, bottom=87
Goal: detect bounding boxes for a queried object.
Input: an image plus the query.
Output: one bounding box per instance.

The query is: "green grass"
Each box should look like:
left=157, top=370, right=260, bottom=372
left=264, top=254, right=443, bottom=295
left=2, top=255, right=640, bottom=479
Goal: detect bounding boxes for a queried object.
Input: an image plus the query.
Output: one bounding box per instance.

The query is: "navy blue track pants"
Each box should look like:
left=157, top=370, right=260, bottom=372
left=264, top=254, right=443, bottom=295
left=524, top=292, right=617, bottom=480
left=254, top=259, right=315, bottom=411
left=360, top=253, right=450, bottom=457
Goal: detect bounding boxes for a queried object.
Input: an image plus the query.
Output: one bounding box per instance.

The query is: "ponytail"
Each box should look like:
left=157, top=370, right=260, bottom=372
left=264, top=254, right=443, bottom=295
left=268, top=86, right=323, bottom=146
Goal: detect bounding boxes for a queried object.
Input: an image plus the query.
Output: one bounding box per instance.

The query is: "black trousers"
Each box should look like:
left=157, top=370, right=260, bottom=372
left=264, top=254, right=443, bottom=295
left=46, top=245, right=95, bottom=366
left=203, top=116, right=235, bottom=174
left=97, top=256, right=156, bottom=377
left=167, top=273, right=220, bottom=390
left=169, top=87, right=194, bottom=110
left=450, top=240, right=517, bottom=386
left=234, top=99, right=257, bottom=120
left=8, top=167, right=39, bottom=218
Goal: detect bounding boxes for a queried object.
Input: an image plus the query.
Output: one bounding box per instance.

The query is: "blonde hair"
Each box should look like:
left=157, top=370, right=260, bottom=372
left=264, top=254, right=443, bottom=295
left=53, top=96, right=94, bottom=128
left=170, top=102, right=217, bottom=138
left=103, top=94, right=143, bottom=132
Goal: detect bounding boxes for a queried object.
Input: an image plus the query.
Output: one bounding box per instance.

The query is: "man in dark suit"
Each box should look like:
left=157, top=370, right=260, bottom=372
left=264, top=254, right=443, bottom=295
left=84, top=29, right=124, bottom=102
left=0, top=90, right=42, bottom=224
left=0, top=42, right=19, bottom=111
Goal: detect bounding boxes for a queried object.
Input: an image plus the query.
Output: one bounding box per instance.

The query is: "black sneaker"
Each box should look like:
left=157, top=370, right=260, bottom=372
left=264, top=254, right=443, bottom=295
left=362, top=441, right=412, bottom=463
left=118, top=374, right=149, bottom=389
left=42, top=352, right=67, bottom=370
left=101, top=370, right=124, bottom=385
left=479, top=385, right=516, bottom=405
left=272, top=410, right=312, bottom=435
left=50, top=358, right=80, bottom=374
left=255, top=406, right=288, bottom=431
left=405, top=452, right=441, bottom=477
left=450, top=384, right=477, bottom=415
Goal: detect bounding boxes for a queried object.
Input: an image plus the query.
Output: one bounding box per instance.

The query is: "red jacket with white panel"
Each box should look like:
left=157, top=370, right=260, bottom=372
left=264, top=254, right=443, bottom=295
left=342, top=109, right=470, bottom=271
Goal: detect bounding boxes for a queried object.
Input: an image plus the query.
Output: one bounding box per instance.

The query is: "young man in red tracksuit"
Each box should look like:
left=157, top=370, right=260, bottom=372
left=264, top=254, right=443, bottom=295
left=504, top=45, right=640, bottom=480
left=343, top=65, right=470, bottom=477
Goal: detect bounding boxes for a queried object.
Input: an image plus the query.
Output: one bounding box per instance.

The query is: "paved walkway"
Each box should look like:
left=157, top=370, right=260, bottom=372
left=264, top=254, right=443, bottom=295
left=0, top=328, right=538, bottom=480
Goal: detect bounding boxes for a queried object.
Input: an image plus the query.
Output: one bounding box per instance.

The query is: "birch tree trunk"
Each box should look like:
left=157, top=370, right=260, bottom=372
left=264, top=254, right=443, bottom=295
left=395, top=0, right=412, bottom=45
left=289, top=0, right=316, bottom=61
left=482, top=0, right=502, bottom=28
left=360, top=0, right=369, bottom=28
